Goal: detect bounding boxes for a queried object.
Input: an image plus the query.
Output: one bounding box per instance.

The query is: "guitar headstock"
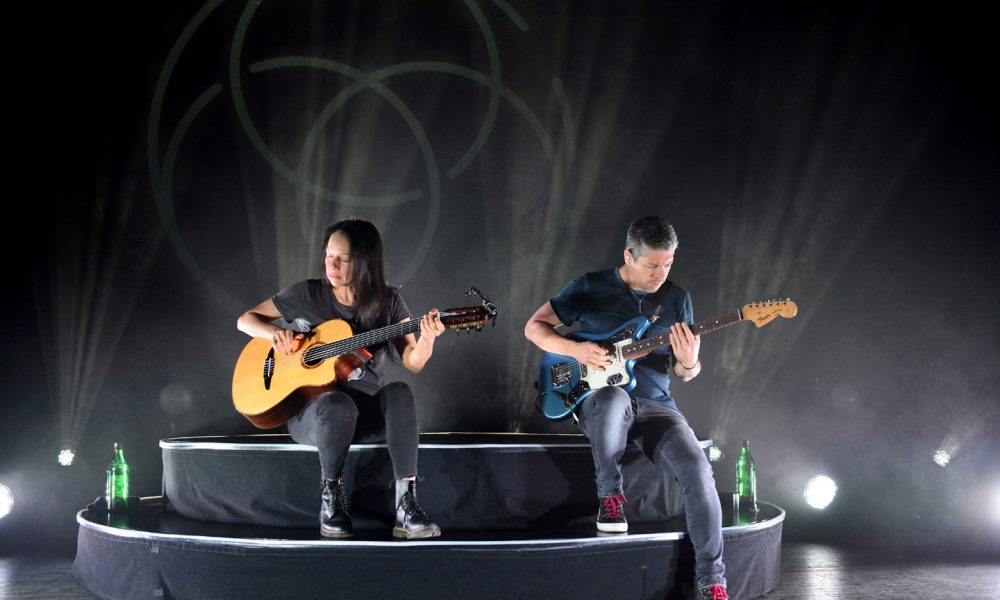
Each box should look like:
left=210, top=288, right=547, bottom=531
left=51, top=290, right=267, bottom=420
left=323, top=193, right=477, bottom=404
left=741, top=298, right=798, bottom=328
left=439, top=287, right=498, bottom=333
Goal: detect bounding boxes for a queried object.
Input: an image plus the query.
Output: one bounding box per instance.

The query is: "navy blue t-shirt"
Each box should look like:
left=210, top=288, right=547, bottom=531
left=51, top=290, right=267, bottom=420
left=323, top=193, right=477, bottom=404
left=549, top=268, right=694, bottom=411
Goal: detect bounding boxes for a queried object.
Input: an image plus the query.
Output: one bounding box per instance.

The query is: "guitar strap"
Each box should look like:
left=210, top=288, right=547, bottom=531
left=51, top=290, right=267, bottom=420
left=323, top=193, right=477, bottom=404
left=644, top=282, right=667, bottom=321
left=649, top=303, right=662, bottom=322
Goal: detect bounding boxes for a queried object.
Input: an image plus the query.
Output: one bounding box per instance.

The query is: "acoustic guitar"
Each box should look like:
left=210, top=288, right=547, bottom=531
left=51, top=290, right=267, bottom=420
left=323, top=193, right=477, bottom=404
left=233, top=287, right=497, bottom=428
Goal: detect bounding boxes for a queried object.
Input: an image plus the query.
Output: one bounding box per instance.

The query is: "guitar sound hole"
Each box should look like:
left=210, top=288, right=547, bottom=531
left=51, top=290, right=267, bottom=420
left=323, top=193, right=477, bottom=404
left=303, top=347, right=323, bottom=367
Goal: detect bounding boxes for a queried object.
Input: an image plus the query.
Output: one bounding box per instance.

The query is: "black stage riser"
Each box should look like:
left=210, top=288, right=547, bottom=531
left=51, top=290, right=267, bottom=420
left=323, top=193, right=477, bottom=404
left=78, top=435, right=782, bottom=599
left=74, top=514, right=781, bottom=600
left=161, top=434, right=698, bottom=530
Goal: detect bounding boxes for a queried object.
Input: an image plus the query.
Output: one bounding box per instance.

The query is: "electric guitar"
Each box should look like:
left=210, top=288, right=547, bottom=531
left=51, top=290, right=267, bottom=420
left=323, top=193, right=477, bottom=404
left=233, top=287, right=497, bottom=429
left=534, top=298, right=797, bottom=421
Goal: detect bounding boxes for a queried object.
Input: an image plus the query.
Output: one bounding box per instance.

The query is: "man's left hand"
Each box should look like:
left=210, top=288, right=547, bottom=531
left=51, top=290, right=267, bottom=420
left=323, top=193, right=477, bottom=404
left=669, top=322, right=700, bottom=368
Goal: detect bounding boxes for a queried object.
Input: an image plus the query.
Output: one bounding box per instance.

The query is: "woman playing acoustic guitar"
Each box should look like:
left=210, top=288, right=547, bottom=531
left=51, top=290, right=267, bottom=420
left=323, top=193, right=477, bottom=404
left=237, top=219, right=445, bottom=539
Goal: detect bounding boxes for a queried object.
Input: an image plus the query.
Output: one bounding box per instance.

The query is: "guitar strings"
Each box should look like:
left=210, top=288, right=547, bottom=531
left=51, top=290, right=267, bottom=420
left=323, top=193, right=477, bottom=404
left=264, top=319, right=421, bottom=369
left=621, top=310, right=743, bottom=359
left=262, top=311, right=488, bottom=370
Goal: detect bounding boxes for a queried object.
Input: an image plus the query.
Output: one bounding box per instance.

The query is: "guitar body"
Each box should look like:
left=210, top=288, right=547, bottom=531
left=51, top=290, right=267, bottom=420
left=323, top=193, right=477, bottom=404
left=536, top=316, right=651, bottom=421
left=232, top=319, right=373, bottom=429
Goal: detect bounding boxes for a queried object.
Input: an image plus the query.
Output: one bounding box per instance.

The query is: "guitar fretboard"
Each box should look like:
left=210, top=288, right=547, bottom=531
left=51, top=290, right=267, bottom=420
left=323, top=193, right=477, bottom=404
left=621, top=309, right=744, bottom=359
left=303, top=320, right=422, bottom=364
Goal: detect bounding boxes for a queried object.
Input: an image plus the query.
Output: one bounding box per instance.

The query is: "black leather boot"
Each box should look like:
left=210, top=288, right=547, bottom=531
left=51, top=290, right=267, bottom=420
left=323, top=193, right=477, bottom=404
left=393, top=478, right=441, bottom=539
left=320, top=478, right=353, bottom=538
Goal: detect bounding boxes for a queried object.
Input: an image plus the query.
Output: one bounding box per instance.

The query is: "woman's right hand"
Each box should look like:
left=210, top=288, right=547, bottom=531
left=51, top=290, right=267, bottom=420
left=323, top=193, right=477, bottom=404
left=272, top=329, right=305, bottom=355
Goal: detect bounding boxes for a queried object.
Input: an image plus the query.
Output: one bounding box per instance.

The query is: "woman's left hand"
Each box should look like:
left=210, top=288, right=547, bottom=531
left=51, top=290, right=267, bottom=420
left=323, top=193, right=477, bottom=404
left=420, top=309, right=446, bottom=340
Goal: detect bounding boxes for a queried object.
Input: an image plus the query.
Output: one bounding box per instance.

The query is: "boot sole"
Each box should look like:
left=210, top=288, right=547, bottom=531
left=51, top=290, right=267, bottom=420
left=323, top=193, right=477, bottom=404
left=392, top=525, right=442, bottom=540
left=320, top=529, right=354, bottom=539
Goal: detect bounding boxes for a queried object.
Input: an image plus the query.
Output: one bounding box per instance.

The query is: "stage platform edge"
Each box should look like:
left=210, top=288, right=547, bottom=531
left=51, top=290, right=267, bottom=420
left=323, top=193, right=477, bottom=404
left=74, top=495, right=783, bottom=600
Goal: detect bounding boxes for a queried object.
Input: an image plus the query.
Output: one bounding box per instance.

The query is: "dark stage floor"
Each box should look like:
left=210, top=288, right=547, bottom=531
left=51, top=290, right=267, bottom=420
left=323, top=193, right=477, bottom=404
left=2, top=541, right=997, bottom=599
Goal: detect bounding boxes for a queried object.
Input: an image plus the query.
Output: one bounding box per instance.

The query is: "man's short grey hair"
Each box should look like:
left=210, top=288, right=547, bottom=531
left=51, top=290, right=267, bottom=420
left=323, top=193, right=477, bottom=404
left=625, top=216, right=678, bottom=257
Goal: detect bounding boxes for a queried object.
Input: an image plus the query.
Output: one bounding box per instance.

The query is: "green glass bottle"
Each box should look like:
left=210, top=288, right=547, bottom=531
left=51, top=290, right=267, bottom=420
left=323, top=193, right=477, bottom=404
left=736, top=439, right=757, bottom=513
left=105, top=442, right=129, bottom=513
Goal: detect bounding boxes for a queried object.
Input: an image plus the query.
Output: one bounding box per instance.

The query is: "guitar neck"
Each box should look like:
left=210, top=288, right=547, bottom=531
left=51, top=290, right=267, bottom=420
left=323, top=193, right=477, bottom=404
left=304, top=319, right=420, bottom=363
left=621, top=309, right=744, bottom=359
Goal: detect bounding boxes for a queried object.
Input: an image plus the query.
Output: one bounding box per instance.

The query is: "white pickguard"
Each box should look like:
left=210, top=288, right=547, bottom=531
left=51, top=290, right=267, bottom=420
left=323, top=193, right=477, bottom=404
left=578, top=338, right=633, bottom=390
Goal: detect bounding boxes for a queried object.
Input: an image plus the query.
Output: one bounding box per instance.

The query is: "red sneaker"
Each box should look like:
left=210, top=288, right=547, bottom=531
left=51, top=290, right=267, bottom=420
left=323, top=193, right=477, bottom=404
left=699, top=584, right=729, bottom=600
left=596, top=494, right=628, bottom=533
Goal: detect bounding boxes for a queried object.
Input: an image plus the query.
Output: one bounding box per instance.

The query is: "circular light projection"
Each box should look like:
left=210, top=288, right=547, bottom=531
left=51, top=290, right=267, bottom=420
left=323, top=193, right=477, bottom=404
left=58, top=447, right=76, bottom=466
left=932, top=450, right=950, bottom=467
left=0, top=484, right=13, bottom=519
left=159, top=383, right=193, bottom=415
left=708, top=445, right=724, bottom=463
left=804, top=475, right=837, bottom=509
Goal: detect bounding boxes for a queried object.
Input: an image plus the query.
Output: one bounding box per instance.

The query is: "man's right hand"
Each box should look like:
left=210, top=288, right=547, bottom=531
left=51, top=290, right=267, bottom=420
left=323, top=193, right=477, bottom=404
left=573, top=341, right=612, bottom=371
left=272, top=329, right=305, bottom=355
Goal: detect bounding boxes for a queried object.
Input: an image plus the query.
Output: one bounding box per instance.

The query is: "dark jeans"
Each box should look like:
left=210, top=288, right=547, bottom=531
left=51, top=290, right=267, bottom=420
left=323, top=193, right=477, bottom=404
left=286, top=381, right=419, bottom=482
left=576, top=386, right=727, bottom=589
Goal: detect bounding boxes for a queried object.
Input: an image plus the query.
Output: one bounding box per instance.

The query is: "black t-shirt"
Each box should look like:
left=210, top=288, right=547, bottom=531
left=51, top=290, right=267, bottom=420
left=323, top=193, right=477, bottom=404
left=271, top=279, right=411, bottom=394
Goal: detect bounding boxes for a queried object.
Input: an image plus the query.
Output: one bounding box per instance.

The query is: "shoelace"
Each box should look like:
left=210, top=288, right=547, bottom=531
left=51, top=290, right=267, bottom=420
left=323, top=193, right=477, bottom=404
left=703, top=584, right=728, bottom=600
left=601, top=495, right=626, bottom=519
left=399, top=492, right=429, bottom=519
left=323, top=482, right=351, bottom=514
left=334, top=486, right=350, bottom=514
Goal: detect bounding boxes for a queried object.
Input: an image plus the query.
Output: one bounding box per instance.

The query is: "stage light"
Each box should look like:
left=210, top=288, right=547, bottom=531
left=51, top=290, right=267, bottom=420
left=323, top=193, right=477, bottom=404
left=804, top=475, right=837, bottom=509
left=708, top=445, right=724, bottom=463
left=58, top=446, right=76, bottom=466
left=0, top=484, right=12, bottom=519
left=932, top=449, right=950, bottom=467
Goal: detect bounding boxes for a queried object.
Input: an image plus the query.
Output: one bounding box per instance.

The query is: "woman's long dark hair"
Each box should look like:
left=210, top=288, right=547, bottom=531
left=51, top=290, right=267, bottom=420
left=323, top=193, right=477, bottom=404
left=322, top=219, right=391, bottom=330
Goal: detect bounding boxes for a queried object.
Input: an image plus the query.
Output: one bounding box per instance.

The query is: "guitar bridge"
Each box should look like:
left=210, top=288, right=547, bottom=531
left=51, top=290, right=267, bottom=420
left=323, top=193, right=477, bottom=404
left=262, top=349, right=275, bottom=390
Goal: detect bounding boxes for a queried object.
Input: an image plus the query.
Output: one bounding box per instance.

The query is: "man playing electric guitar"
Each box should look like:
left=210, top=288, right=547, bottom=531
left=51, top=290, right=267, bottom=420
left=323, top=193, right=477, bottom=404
left=524, top=216, right=728, bottom=600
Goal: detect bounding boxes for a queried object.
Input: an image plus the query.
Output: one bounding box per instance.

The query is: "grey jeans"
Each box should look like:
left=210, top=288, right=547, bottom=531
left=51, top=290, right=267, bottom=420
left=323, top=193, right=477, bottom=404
left=576, top=386, right=726, bottom=589
left=287, top=381, right=419, bottom=482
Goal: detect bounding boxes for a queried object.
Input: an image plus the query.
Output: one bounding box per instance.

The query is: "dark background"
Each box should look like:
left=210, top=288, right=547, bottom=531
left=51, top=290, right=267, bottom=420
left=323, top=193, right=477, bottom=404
left=3, top=0, right=998, bottom=558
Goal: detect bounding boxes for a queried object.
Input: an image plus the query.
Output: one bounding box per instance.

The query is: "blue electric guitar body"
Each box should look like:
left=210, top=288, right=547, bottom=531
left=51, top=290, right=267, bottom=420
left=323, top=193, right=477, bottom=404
left=534, top=299, right=798, bottom=421
left=535, top=316, right=652, bottom=421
